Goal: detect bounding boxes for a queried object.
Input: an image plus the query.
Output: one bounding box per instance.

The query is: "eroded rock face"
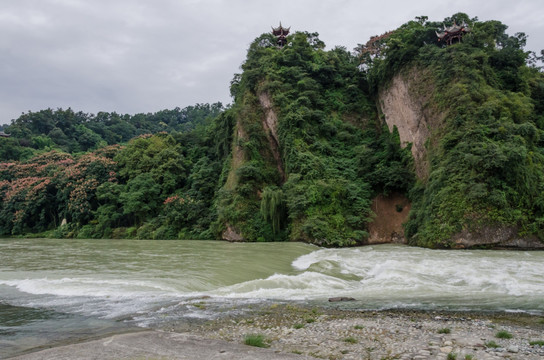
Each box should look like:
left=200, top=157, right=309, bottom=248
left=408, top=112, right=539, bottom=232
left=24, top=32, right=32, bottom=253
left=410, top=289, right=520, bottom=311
left=378, top=68, right=445, bottom=180
left=258, top=92, right=285, bottom=182
left=222, top=225, right=244, bottom=242
left=367, top=192, right=411, bottom=244
left=451, top=226, right=544, bottom=249
left=225, top=120, right=248, bottom=190
left=378, top=69, right=544, bottom=249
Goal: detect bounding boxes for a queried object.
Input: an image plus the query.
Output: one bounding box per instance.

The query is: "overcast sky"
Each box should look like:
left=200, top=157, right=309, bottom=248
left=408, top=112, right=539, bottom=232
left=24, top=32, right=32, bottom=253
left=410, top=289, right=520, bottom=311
left=1, top=0, right=543, bottom=125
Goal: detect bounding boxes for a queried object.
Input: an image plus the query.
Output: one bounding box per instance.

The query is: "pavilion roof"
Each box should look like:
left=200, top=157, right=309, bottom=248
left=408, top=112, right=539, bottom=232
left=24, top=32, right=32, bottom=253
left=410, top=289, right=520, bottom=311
left=436, top=21, right=469, bottom=41
left=272, top=23, right=290, bottom=37
left=435, top=22, right=470, bottom=43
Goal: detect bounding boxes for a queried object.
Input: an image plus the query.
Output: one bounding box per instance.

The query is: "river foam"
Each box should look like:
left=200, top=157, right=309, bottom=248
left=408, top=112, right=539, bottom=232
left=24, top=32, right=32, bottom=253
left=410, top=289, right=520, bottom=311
left=1, top=241, right=544, bottom=323
left=211, top=245, right=544, bottom=312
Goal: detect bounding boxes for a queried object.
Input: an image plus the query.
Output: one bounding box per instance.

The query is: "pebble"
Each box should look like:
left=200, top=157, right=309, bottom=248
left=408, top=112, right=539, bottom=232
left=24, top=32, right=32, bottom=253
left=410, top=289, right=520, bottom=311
left=507, top=345, right=519, bottom=353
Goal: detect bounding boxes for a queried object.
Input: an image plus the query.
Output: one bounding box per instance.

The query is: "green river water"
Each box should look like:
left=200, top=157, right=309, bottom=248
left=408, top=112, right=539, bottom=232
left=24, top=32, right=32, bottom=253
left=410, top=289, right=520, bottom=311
left=1, top=238, right=543, bottom=358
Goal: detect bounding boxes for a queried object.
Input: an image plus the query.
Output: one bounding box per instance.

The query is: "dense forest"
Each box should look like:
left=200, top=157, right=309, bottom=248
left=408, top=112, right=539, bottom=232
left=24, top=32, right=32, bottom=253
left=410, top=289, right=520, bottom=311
left=1, top=13, right=543, bottom=248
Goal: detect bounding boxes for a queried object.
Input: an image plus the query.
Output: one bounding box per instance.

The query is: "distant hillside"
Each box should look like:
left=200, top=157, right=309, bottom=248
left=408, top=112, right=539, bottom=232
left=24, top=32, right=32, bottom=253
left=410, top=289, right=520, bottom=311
left=1, top=13, right=543, bottom=248
left=0, top=103, right=223, bottom=160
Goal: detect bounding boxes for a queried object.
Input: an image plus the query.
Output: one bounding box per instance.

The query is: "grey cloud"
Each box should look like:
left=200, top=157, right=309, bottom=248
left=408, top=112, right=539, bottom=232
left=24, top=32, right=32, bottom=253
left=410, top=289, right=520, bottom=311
left=1, top=0, right=542, bottom=124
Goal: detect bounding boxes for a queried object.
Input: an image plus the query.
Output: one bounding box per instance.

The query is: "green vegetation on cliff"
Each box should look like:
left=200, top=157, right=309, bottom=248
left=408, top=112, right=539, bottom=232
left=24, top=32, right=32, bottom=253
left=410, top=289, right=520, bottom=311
left=1, top=13, right=543, bottom=247
left=216, top=31, right=413, bottom=245
left=361, top=13, right=544, bottom=246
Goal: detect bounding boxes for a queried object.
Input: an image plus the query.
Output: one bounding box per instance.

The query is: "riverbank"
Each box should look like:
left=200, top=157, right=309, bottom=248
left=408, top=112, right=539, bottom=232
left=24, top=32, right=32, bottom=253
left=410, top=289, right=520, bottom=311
left=12, top=304, right=544, bottom=360
left=188, top=304, right=544, bottom=359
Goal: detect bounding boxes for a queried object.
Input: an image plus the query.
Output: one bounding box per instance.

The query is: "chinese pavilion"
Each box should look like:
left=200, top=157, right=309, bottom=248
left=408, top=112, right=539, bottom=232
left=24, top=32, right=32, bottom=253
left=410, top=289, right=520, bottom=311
left=272, top=23, right=290, bottom=47
left=436, top=22, right=470, bottom=45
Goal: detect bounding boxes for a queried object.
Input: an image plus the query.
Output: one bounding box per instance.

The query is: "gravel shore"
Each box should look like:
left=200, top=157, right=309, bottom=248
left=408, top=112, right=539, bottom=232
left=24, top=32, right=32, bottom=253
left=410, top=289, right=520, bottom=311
left=185, top=303, right=544, bottom=360
left=11, top=303, right=544, bottom=360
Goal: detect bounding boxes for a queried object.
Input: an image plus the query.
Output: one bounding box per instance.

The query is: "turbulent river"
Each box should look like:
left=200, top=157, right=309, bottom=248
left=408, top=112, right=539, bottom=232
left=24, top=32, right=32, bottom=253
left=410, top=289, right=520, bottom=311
left=1, top=238, right=544, bottom=358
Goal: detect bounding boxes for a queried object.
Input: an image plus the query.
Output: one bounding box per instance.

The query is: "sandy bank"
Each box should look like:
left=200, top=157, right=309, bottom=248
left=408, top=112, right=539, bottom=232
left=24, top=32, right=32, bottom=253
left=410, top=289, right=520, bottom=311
left=9, top=330, right=313, bottom=360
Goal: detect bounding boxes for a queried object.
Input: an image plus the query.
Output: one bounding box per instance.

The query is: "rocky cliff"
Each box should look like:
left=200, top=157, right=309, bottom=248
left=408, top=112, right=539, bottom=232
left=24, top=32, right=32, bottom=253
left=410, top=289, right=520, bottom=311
left=378, top=68, right=445, bottom=180
left=367, top=192, right=411, bottom=244
left=451, top=226, right=544, bottom=249
left=258, top=92, right=285, bottom=182
left=216, top=17, right=544, bottom=249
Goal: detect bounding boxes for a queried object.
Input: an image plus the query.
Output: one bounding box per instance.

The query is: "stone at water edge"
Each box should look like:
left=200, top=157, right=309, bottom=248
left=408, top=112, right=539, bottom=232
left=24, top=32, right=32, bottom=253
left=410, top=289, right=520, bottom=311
left=328, top=297, right=356, bottom=302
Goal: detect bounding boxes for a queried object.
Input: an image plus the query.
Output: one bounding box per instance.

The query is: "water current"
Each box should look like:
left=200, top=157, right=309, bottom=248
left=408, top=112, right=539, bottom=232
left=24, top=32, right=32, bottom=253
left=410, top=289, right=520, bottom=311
left=1, top=238, right=543, bottom=358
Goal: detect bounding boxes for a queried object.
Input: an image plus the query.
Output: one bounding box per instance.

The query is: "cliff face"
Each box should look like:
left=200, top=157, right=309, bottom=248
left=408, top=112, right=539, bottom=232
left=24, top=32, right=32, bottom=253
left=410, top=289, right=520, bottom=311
left=225, top=121, right=247, bottom=191
left=220, top=91, right=285, bottom=242
left=378, top=68, right=445, bottom=180
left=258, top=92, right=285, bottom=182
left=216, top=32, right=401, bottom=247
left=367, top=193, right=411, bottom=244
left=217, top=25, right=544, bottom=249
left=377, top=67, right=544, bottom=249
left=451, top=226, right=544, bottom=249
left=221, top=113, right=247, bottom=241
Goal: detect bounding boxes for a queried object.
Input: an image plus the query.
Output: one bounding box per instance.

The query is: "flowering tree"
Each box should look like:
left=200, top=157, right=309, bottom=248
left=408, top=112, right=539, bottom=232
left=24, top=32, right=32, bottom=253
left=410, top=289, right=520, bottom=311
left=0, top=147, right=121, bottom=235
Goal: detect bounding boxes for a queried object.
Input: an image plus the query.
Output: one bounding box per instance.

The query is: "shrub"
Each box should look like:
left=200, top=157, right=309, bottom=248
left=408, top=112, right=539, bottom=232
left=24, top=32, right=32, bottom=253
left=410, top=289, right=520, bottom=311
left=438, top=328, right=451, bottom=334
left=136, top=223, right=154, bottom=239
left=244, top=334, right=268, bottom=348
left=485, top=340, right=499, bottom=348
left=495, top=330, right=513, bottom=339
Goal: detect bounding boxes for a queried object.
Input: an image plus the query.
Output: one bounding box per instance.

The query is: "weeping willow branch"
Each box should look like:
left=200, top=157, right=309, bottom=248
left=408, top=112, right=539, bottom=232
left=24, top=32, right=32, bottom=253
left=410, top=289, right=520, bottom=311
left=260, top=187, right=286, bottom=234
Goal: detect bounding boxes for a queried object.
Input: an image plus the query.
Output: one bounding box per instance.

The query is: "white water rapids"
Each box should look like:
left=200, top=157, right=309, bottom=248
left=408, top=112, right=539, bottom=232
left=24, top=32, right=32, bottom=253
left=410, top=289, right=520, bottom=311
left=1, top=239, right=543, bottom=358
left=1, top=240, right=543, bottom=315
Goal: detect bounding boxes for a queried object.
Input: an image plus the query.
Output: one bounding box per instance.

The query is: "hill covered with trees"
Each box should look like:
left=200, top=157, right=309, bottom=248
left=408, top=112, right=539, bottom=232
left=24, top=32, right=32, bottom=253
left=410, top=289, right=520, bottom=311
left=1, top=13, right=543, bottom=248
left=0, top=103, right=223, bottom=160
